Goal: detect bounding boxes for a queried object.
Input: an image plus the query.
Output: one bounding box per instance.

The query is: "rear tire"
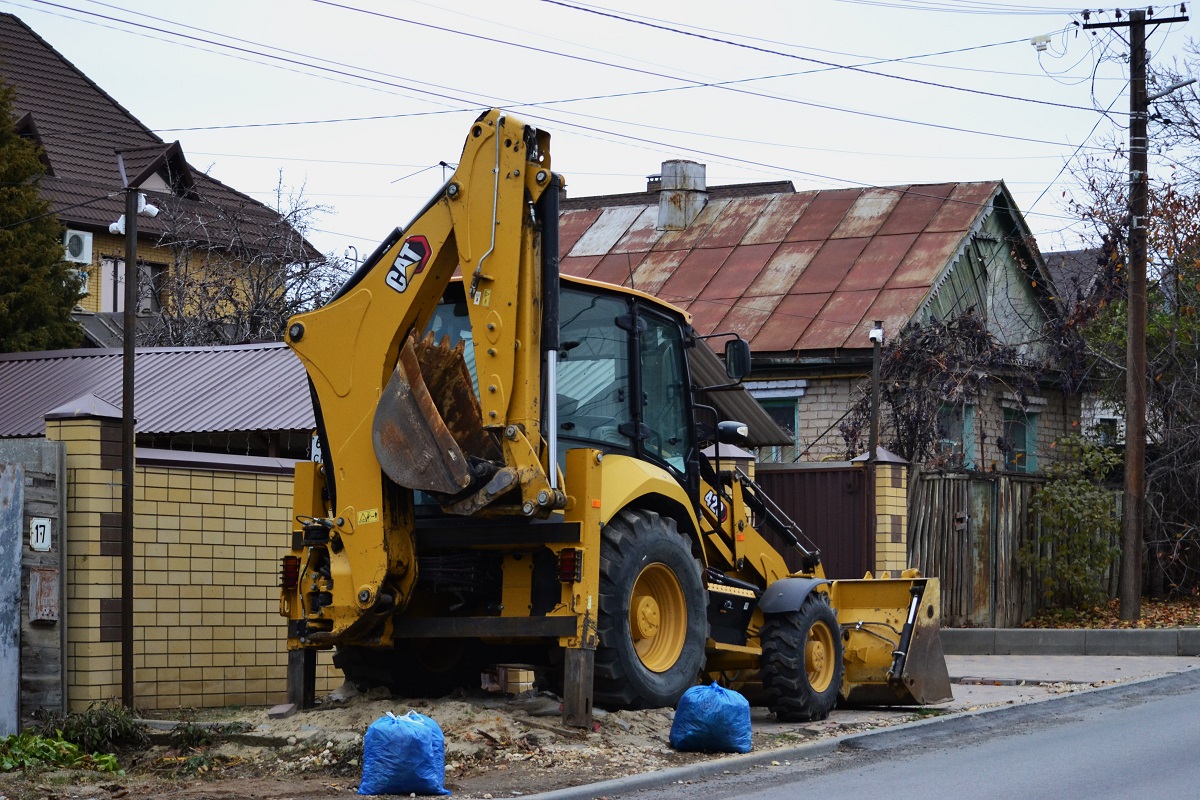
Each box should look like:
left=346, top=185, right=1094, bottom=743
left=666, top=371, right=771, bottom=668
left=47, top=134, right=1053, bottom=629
left=761, top=593, right=843, bottom=721
left=593, top=509, right=706, bottom=709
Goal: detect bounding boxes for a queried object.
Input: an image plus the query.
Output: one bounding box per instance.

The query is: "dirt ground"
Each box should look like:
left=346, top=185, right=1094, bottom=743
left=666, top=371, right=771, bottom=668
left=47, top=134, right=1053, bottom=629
left=0, top=680, right=930, bottom=800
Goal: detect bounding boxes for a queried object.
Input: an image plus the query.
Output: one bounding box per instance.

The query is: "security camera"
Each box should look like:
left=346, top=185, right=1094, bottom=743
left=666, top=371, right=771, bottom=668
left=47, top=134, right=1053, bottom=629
left=109, top=215, right=126, bottom=235
left=137, top=193, right=159, bottom=218
left=868, top=326, right=884, bottom=344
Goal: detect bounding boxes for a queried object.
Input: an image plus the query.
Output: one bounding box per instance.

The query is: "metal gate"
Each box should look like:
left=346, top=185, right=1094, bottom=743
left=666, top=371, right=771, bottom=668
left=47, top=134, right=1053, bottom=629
left=0, top=463, right=21, bottom=735
left=755, top=463, right=869, bottom=579
left=0, top=439, right=68, bottom=732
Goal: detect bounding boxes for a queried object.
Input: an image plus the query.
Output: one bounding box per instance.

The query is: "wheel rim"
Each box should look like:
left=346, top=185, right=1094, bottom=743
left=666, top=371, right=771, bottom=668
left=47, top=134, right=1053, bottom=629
left=628, top=563, right=686, bottom=673
left=805, top=619, right=836, bottom=693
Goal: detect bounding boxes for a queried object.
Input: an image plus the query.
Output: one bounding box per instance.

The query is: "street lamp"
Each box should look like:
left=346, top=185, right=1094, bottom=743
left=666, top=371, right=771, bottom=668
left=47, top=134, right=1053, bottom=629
left=110, top=177, right=160, bottom=710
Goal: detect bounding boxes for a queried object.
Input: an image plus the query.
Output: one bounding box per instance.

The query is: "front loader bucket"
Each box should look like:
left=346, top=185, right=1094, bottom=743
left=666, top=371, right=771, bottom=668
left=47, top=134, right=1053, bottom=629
left=829, top=576, right=953, bottom=707
left=373, top=332, right=473, bottom=495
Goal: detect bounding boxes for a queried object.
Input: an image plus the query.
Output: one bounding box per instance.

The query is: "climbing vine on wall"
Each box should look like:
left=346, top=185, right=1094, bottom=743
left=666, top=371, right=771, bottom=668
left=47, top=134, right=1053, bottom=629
left=839, top=310, right=1040, bottom=466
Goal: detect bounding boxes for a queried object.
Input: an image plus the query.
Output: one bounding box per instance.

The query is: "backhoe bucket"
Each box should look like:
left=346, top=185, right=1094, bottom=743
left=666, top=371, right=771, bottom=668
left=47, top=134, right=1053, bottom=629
left=829, top=576, right=953, bottom=707
left=373, top=332, right=473, bottom=495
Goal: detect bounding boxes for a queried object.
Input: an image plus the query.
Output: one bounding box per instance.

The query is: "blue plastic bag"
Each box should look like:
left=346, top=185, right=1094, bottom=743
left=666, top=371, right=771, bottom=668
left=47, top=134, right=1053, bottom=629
left=359, top=710, right=451, bottom=796
left=669, top=682, right=752, bottom=753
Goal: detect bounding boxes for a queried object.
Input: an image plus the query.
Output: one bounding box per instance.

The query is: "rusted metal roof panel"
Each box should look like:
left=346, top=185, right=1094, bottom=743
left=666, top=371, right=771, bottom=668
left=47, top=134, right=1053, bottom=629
left=927, top=182, right=997, bottom=233
left=743, top=193, right=817, bottom=245
left=659, top=247, right=732, bottom=304
left=830, top=188, right=903, bottom=240
left=796, top=290, right=878, bottom=350
left=699, top=243, right=779, bottom=301
left=558, top=208, right=603, bottom=257
left=560, top=254, right=603, bottom=281
left=611, top=206, right=662, bottom=253
left=841, top=233, right=919, bottom=292
left=785, top=189, right=861, bottom=242
left=877, top=184, right=956, bottom=235
left=862, top=287, right=933, bottom=337
left=793, top=238, right=870, bottom=294
left=567, top=205, right=643, bottom=257
left=0, top=343, right=313, bottom=438
left=752, top=292, right=829, bottom=351
left=589, top=251, right=648, bottom=286
left=654, top=198, right=730, bottom=251
left=683, top=299, right=735, bottom=338
left=746, top=240, right=822, bottom=297
left=630, top=249, right=688, bottom=295
left=704, top=196, right=773, bottom=248
left=887, top=231, right=968, bottom=289
left=718, top=295, right=781, bottom=342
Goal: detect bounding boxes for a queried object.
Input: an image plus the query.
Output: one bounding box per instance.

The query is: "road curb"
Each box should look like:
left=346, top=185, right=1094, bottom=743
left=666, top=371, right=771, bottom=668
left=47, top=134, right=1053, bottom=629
left=526, top=666, right=1200, bottom=800
left=941, top=627, right=1200, bottom=656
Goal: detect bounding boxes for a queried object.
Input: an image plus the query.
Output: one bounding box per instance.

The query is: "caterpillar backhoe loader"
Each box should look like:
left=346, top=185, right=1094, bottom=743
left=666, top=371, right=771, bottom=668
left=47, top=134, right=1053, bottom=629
left=281, top=109, right=951, bottom=725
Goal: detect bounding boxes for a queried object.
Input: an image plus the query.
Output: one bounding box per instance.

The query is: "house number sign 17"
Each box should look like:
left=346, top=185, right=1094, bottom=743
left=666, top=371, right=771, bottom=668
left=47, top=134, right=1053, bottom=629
left=30, top=518, right=52, bottom=552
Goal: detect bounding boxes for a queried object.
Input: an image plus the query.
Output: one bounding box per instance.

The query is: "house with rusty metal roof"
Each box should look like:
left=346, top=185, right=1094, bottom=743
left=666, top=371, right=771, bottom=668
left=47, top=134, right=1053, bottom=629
left=1, top=12, right=318, bottom=347
left=559, top=161, right=1080, bottom=473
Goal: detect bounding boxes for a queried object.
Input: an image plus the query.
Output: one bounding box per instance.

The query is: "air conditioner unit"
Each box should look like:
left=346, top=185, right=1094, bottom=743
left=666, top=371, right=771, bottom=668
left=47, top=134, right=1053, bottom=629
left=67, top=268, right=89, bottom=296
left=63, top=230, right=93, bottom=264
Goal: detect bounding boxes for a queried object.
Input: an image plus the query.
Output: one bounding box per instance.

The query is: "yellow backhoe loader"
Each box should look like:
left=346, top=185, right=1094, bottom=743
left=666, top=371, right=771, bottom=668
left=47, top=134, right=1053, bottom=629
left=280, top=109, right=951, bottom=725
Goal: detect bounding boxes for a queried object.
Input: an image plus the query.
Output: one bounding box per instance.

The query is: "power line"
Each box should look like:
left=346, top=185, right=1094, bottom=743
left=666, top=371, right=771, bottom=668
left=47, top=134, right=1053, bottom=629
left=24, top=0, right=1117, bottom=157
left=540, top=0, right=1124, bottom=115
left=11, top=1, right=1102, bottom=228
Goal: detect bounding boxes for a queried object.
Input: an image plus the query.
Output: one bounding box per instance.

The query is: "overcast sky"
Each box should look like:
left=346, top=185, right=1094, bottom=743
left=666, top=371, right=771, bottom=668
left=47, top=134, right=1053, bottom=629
left=5, top=0, right=1195, bottom=261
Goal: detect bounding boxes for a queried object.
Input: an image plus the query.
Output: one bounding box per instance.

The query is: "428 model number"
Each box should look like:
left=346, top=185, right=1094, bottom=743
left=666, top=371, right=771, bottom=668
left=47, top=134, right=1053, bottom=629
left=704, top=489, right=728, bottom=523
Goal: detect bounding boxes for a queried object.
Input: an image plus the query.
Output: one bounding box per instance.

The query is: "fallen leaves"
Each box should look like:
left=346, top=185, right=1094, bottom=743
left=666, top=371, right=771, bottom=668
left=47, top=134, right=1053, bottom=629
left=1024, top=597, right=1200, bottom=629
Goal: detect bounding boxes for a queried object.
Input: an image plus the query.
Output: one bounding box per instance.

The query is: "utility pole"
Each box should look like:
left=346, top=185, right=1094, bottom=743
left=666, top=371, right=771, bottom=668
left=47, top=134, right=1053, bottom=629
left=1083, top=8, right=1188, bottom=621
left=1124, top=9, right=1149, bottom=624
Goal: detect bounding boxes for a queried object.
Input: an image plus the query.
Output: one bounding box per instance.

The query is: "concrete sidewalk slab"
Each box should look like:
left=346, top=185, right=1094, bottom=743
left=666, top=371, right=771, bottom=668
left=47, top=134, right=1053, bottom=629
left=946, top=654, right=1200, bottom=686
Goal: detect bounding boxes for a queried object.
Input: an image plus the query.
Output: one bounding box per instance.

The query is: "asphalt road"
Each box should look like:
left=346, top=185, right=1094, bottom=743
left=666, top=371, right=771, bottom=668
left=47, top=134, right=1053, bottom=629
left=623, top=670, right=1200, bottom=800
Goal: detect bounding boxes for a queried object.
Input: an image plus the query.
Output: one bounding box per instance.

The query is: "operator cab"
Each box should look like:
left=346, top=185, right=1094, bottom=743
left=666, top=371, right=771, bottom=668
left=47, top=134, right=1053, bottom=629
left=425, top=279, right=695, bottom=487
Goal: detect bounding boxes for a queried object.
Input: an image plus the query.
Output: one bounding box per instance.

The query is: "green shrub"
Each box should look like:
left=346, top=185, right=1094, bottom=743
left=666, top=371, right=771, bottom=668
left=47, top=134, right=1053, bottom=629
left=0, top=731, right=120, bottom=773
left=1020, top=435, right=1122, bottom=609
left=34, top=701, right=149, bottom=754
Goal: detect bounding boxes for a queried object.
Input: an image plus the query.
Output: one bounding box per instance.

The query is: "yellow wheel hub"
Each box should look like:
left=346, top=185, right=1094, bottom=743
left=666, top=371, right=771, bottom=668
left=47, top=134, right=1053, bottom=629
left=629, top=563, right=686, bottom=673
left=805, top=619, right=836, bottom=693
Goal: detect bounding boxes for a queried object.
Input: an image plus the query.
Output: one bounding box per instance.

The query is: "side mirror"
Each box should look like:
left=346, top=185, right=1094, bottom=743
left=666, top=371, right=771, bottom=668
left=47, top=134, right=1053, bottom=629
left=724, top=338, right=751, bottom=381
left=717, top=420, right=749, bottom=446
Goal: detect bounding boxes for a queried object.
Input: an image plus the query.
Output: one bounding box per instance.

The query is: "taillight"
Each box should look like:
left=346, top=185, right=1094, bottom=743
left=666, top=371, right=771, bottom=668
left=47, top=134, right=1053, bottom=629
left=557, top=548, right=582, bottom=583
left=280, top=555, right=301, bottom=589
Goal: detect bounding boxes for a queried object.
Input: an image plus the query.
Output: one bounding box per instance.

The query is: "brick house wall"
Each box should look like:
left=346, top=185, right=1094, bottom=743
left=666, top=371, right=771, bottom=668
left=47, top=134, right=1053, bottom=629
left=42, top=411, right=337, bottom=711
left=757, top=374, right=1081, bottom=474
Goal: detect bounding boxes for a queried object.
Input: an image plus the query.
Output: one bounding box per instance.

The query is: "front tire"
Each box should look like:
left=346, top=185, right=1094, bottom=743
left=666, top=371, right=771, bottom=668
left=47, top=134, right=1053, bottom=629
left=593, top=509, right=706, bottom=709
left=761, top=593, right=843, bottom=721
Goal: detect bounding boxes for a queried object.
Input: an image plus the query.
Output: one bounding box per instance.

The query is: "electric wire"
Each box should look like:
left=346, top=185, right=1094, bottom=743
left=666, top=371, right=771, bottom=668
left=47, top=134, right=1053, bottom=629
left=20, top=0, right=1119, bottom=160
left=540, top=0, right=1123, bottom=115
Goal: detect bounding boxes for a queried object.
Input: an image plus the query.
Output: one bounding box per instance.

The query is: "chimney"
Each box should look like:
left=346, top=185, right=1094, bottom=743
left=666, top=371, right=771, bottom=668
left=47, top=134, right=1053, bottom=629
left=656, top=160, right=706, bottom=231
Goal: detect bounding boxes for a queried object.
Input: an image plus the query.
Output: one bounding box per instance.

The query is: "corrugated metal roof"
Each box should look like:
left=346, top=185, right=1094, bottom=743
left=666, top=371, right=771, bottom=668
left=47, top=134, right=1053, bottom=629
left=560, top=180, right=1009, bottom=354
left=0, top=343, right=313, bottom=437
